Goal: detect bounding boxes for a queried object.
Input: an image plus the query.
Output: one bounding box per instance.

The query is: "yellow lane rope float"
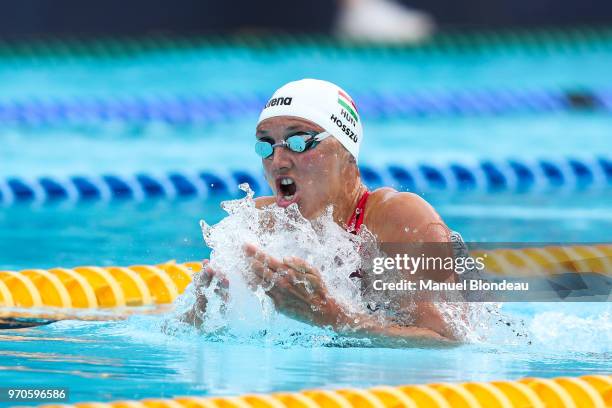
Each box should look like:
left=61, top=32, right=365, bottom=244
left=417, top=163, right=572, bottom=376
left=0, top=261, right=200, bottom=310
left=0, top=245, right=610, bottom=313
left=471, top=244, right=612, bottom=277
left=37, top=374, right=612, bottom=408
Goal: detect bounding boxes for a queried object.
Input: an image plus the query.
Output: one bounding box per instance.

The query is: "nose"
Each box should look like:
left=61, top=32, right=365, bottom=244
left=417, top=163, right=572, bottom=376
left=268, top=144, right=294, bottom=172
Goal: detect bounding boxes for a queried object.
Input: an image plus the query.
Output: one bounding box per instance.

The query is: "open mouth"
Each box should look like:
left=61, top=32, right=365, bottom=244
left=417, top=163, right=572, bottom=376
left=276, top=176, right=298, bottom=206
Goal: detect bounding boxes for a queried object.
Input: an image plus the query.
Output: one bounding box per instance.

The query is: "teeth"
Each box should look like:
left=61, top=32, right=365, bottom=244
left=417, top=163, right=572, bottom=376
left=283, top=195, right=294, bottom=200
left=280, top=177, right=294, bottom=185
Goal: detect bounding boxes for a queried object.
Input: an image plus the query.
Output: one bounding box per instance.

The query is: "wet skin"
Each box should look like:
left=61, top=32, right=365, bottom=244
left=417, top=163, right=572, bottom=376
left=193, top=116, right=458, bottom=343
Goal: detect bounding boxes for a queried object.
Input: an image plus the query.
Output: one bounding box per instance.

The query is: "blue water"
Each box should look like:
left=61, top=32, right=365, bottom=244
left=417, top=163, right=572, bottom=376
left=1, top=35, right=611, bottom=405
left=0, top=305, right=609, bottom=403
left=1, top=41, right=612, bottom=101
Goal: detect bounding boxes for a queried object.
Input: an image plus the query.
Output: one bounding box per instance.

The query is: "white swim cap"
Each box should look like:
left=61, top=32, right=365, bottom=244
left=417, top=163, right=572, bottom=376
left=257, top=79, right=363, bottom=161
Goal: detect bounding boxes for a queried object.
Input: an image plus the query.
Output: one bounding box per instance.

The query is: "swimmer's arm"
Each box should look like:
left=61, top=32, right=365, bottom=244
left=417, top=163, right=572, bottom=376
left=333, top=311, right=456, bottom=346
left=179, top=270, right=207, bottom=327
left=244, top=244, right=457, bottom=343
left=268, top=287, right=454, bottom=344
left=370, top=191, right=451, bottom=243
left=179, top=260, right=229, bottom=328
left=368, top=192, right=460, bottom=340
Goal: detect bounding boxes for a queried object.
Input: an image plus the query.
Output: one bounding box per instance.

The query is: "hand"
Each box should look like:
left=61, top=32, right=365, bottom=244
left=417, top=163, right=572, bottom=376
left=244, top=243, right=348, bottom=328
left=181, top=259, right=229, bottom=327
left=198, top=259, right=229, bottom=291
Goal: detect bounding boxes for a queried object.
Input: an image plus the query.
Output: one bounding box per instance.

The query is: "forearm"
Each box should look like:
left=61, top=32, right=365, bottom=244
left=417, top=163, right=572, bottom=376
left=279, top=294, right=457, bottom=344
left=331, top=308, right=457, bottom=347
left=178, top=289, right=207, bottom=328
left=179, top=263, right=229, bottom=328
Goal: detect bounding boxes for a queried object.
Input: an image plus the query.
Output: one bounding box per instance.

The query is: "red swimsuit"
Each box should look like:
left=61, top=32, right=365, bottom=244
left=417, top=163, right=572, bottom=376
left=346, top=190, right=370, bottom=234
left=346, top=190, right=370, bottom=279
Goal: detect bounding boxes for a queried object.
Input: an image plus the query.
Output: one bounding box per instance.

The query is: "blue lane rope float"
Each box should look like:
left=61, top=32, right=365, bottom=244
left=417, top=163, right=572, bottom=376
left=1, top=157, right=610, bottom=206
left=0, top=88, right=609, bottom=126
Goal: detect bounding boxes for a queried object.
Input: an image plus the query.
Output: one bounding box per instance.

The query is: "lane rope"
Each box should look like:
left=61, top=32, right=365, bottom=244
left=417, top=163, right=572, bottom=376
left=2, top=156, right=610, bottom=206
left=0, top=88, right=609, bottom=126
left=0, top=245, right=609, bottom=311
left=35, top=374, right=612, bottom=408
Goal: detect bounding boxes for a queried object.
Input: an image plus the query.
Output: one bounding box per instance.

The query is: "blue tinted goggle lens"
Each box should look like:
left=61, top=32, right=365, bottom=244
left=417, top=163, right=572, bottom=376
left=286, top=135, right=307, bottom=152
left=255, top=135, right=311, bottom=158
left=255, top=141, right=273, bottom=158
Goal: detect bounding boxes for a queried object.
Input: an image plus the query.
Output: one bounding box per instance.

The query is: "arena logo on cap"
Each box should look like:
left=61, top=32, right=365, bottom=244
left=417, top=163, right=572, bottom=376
left=264, top=96, right=293, bottom=108
left=337, top=90, right=359, bottom=123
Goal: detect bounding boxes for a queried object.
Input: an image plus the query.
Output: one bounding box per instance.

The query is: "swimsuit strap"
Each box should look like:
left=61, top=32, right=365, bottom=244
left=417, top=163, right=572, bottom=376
left=347, top=190, right=369, bottom=279
left=346, top=190, right=370, bottom=234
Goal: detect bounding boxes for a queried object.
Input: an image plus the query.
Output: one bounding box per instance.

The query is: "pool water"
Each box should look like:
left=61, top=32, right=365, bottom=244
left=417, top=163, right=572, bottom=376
left=0, top=304, right=609, bottom=403
left=0, top=31, right=611, bottom=405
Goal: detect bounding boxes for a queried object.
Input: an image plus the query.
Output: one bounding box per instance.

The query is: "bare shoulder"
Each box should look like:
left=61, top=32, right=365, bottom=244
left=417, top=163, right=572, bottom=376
left=254, top=196, right=276, bottom=209
left=369, top=189, right=440, bottom=222
left=365, top=188, right=450, bottom=242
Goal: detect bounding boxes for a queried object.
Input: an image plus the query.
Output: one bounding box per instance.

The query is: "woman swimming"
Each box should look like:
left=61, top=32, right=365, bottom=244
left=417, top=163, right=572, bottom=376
left=187, top=79, right=462, bottom=343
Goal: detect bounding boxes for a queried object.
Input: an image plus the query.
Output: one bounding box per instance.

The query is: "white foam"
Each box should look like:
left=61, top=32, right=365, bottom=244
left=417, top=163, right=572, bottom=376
left=529, top=309, right=611, bottom=353
left=165, top=183, right=373, bottom=341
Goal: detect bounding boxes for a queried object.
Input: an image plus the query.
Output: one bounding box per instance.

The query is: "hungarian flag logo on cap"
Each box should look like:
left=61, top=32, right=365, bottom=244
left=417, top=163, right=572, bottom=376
left=338, top=90, right=359, bottom=123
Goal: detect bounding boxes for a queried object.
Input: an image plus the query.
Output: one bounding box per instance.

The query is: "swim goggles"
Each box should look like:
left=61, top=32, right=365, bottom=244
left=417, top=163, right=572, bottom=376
left=255, top=131, right=331, bottom=159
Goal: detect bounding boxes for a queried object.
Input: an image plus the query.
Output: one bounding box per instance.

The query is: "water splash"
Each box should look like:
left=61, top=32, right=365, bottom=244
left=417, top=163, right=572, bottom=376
left=161, top=184, right=609, bottom=351
left=165, top=184, right=374, bottom=343
left=163, top=184, right=526, bottom=346
left=529, top=308, right=611, bottom=353
left=459, top=302, right=532, bottom=346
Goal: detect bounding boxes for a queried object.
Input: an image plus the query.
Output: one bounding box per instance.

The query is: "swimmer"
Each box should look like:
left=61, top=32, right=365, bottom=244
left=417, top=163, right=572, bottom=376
left=186, top=79, right=462, bottom=344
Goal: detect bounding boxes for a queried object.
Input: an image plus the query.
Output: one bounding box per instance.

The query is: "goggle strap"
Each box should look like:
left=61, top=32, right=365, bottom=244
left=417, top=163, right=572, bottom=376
left=314, top=131, right=331, bottom=142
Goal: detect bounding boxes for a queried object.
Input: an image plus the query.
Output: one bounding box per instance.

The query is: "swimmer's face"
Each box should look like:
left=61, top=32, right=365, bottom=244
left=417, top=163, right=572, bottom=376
left=256, top=116, right=351, bottom=219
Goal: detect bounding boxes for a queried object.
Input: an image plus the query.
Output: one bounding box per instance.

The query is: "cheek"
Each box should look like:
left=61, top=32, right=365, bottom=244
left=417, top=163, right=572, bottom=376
left=298, top=154, right=331, bottom=187
left=298, top=157, right=340, bottom=211
left=300, top=150, right=329, bottom=173
left=262, top=160, right=274, bottom=178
